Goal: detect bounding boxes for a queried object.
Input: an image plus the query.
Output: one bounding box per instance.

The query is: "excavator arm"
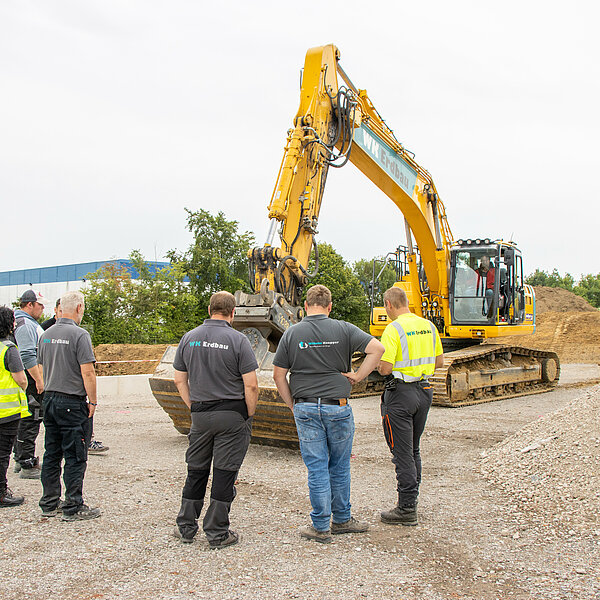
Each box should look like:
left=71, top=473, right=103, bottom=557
left=235, top=44, right=453, bottom=343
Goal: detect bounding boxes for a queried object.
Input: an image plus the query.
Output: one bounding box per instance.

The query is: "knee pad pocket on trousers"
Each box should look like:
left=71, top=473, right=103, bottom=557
left=182, top=468, right=210, bottom=499
left=211, top=468, right=237, bottom=503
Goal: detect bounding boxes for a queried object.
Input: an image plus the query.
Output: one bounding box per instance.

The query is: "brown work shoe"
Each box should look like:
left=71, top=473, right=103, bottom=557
left=209, top=530, right=239, bottom=549
left=331, top=517, right=369, bottom=535
left=299, top=525, right=332, bottom=544
left=380, top=504, right=418, bottom=526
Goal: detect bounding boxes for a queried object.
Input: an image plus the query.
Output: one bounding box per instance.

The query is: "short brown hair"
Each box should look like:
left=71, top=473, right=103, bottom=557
left=209, top=291, right=236, bottom=316
left=383, top=287, right=409, bottom=309
left=306, top=285, right=332, bottom=308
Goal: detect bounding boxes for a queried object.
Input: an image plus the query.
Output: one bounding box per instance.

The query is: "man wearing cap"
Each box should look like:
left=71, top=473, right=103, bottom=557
left=13, top=289, right=47, bottom=478
left=273, top=284, right=385, bottom=544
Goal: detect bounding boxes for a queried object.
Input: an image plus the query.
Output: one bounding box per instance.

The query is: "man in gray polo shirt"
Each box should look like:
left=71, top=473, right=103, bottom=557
left=173, top=291, right=258, bottom=549
left=37, top=290, right=100, bottom=521
left=273, top=284, right=385, bottom=543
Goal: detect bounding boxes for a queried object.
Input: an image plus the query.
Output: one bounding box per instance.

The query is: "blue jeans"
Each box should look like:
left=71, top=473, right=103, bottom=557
left=293, top=403, right=355, bottom=531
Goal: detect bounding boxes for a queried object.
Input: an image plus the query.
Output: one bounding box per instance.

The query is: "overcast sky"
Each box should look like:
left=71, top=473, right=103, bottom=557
left=2, top=1, right=598, bottom=278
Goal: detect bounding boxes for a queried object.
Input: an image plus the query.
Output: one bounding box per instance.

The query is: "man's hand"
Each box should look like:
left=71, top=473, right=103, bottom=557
left=273, top=366, right=294, bottom=411
left=342, top=370, right=360, bottom=385
left=80, top=362, right=97, bottom=417
left=28, top=364, right=44, bottom=394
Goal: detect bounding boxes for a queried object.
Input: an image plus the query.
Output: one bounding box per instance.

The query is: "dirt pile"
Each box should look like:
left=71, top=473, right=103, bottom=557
left=94, top=344, right=168, bottom=376
left=534, top=286, right=596, bottom=314
left=480, top=385, right=600, bottom=537
left=506, top=287, right=600, bottom=364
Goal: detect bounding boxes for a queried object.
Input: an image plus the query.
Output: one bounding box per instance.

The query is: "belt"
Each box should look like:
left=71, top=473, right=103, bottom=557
left=44, top=391, right=86, bottom=401
left=295, top=398, right=348, bottom=406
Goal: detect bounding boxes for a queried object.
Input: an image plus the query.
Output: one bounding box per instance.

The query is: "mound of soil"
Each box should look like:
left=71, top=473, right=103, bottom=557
left=94, top=344, right=168, bottom=376
left=481, top=385, right=600, bottom=536
left=505, top=288, right=599, bottom=363
left=534, top=286, right=596, bottom=314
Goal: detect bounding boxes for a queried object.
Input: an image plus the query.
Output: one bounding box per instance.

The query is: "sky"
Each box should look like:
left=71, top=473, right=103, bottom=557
left=2, top=0, right=599, bottom=278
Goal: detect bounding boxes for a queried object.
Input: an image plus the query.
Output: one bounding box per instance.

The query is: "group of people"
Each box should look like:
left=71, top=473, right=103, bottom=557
left=0, top=290, right=104, bottom=520
left=173, top=284, right=443, bottom=548
left=1, top=283, right=443, bottom=546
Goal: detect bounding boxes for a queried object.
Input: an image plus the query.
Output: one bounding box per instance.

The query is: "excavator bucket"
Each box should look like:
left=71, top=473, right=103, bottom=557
left=149, top=328, right=386, bottom=448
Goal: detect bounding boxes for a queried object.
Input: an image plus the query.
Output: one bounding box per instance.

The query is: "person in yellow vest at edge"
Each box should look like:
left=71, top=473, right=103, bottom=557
left=0, top=307, right=31, bottom=507
left=377, top=287, right=444, bottom=526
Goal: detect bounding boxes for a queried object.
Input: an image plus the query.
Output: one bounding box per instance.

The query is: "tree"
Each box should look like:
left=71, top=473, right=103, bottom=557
left=168, top=209, right=255, bottom=318
left=574, top=273, right=600, bottom=308
left=353, top=257, right=399, bottom=306
left=305, top=242, right=370, bottom=330
left=526, top=268, right=575, bottom=291
left=82, top=251, right=200, bottom=345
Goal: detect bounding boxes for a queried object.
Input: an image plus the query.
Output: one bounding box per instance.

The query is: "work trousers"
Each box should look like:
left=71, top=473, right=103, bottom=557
left=176, top=410, right=252, bottom=542
left=13, top=375, right=43, bottom=468
left=0, top=419, right=20, bottom=493
left=381, top=380, right=433, bottom=506
left=39, top=393, right=92, bottom=515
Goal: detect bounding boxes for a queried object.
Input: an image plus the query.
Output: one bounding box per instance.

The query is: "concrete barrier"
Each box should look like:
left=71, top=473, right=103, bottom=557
left=97, top=374, right=151, bottom=397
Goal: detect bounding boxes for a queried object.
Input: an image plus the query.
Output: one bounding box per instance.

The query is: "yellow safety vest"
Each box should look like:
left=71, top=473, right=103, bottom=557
left=381, top=313, right=443, bottom=382
left=0, top=341, right=30, bottom=423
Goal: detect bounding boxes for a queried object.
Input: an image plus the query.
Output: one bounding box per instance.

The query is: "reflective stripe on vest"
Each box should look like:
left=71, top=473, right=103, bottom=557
left=390, top=319, right=438, bottom=382
left=0, top=341, right=30, bottom=422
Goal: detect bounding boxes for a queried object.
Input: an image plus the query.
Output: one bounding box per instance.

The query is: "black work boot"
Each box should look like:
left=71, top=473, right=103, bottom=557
left=0, top=488, right=25, bottom=508
left=380, top=504, right=418, bottom=526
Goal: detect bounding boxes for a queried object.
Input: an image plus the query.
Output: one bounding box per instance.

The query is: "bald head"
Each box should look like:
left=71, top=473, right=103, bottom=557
left=383, top=287, right=409, bottom=309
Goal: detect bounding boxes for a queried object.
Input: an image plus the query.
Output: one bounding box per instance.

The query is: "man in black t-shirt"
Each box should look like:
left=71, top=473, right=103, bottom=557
left=273, top=285, right=384, bottom=543
left=173, top=291, right=258, bottom=549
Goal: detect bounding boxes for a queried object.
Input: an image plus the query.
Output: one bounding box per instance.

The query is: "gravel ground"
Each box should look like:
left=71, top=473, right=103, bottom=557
left=2, top=367, right=600, bottom=600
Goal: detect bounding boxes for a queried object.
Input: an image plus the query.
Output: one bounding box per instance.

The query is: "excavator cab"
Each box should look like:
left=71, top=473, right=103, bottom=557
left=449, top=239, right=526, bottom=326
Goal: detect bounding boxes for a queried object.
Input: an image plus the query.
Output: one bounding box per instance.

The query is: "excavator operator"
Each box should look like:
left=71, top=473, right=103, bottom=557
left=476, top=256, right=496, bottom=315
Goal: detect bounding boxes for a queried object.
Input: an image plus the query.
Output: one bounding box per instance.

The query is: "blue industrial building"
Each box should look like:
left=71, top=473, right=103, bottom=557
left=0, top=259, right=171, bottom=309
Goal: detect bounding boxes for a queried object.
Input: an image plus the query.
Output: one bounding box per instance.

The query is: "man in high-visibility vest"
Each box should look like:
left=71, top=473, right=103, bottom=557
left=377, top=287, right=444, bottom=526
left=0, top=306, right=30, bottom=507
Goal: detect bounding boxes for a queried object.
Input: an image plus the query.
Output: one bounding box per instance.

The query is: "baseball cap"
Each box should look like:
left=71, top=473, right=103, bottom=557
left=20, top=289, right=48, bottom=306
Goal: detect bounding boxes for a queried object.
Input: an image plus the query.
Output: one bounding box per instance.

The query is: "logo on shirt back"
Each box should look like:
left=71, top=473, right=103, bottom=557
left=298, top=341, right=339, bottom=349
left=189, top=341, right=229, bottom=350
left=43, top=339, right=70, bottom=345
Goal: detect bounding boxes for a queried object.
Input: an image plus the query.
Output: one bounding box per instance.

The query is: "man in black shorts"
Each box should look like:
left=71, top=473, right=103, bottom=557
left=173, top=291, right=258, bottom=549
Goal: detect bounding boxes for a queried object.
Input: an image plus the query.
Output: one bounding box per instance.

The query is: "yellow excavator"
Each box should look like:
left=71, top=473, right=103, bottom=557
left=150, top=44, right=559, bottom=446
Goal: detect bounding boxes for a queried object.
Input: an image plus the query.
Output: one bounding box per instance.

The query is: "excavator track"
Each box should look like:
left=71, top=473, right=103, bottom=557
left=149, top=343, right=560, bottom=446
left=430, top=344, right=560, bottom=407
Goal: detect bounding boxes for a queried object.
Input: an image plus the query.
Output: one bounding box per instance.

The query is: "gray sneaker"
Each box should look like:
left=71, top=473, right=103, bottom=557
left=61, top=504, right=101, bottom=522
left=331, top=517, right=369, bottom=535
left=88, top=440, right=109, bottom=454
left=13, top=462, right=21, bottom=473
left=209, top=530, right=239, bottom=549
left=299, top=525, right=332, bottom=544
left=20, top=465, right=41, bottom=479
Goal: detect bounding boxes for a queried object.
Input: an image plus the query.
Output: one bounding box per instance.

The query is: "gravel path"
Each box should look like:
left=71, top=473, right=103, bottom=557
left=1, top=372, right=599, bottom=600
